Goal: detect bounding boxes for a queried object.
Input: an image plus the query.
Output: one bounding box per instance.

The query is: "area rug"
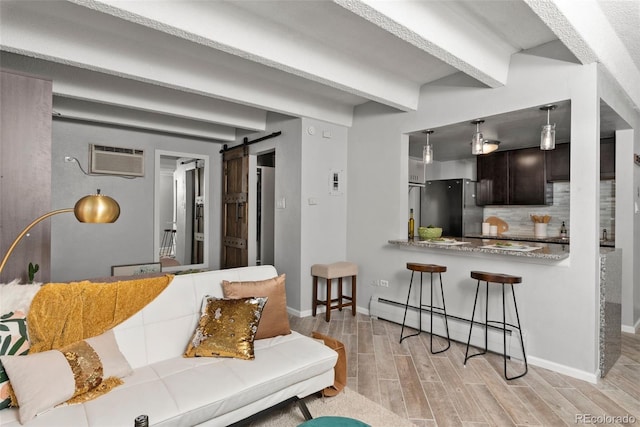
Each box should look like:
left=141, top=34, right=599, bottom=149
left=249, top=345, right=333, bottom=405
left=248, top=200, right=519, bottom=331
left=248, top=387, right=416, bottom=427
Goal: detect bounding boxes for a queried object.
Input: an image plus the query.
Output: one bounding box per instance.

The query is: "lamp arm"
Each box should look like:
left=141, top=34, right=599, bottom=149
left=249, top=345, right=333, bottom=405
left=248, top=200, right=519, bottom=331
left=0, top=208, right=74, bottom=276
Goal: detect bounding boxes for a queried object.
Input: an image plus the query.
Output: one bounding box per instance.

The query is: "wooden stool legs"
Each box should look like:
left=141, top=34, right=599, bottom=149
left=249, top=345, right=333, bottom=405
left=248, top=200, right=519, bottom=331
left=312, top=274, right=356, bottom=322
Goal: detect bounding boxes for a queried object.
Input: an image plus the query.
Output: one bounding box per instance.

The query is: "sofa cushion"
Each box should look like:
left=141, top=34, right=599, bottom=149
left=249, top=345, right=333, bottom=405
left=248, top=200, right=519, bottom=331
left=222, top=274, right=291, bottom=340
left=184, top=296, right=267, bottom=360
left=113, top=265, right=279, bottom=369
left=0, top=311, right=30, bottom=410
left=0, top=330, right=132, bottom=424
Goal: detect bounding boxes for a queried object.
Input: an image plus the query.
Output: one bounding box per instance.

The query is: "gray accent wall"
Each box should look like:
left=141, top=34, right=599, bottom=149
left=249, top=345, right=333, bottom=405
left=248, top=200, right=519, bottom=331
left=51, top=119, right=221, bottom=282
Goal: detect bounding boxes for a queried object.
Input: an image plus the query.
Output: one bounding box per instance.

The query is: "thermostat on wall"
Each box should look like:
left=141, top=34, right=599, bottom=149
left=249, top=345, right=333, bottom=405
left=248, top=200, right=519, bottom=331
left=329, top=169, right=344, bottom=195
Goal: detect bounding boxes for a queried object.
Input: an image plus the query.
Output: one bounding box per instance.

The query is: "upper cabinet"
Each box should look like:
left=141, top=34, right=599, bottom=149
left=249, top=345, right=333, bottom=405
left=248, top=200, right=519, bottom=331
left=478, top=139, right=616, bottom=205
left=545, top=140, right=615, bottom=182
left=476, top=151, right=509, bottom=205
left=477, top=147, right=551, bottom=206
left=509, top=147, right=549, bottom=205
left=545, top=143, right=570, bottom=181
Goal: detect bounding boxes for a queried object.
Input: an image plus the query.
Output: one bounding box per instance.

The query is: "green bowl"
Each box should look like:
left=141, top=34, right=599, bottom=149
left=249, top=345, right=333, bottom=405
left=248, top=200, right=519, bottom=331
left=418, top=227, right=442, bottom=239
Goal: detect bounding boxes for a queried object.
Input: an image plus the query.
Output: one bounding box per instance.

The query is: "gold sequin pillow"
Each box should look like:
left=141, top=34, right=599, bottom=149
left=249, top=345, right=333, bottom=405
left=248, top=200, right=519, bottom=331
left=184, top=296, right=267, bottom=360
left=0, top=329, right=132, bottom=424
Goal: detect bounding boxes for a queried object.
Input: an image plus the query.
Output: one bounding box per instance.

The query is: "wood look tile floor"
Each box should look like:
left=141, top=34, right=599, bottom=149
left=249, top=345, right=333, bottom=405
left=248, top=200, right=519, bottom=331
left=289, top=312, right=640, bottom=426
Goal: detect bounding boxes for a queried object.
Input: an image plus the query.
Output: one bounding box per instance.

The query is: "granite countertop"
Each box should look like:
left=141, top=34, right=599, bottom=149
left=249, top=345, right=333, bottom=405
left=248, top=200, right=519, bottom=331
left=389, top=236, right=570, bottom=260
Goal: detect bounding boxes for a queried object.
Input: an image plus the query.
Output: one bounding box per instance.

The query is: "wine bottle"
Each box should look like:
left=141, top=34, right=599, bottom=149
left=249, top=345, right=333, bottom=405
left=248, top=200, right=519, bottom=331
left=560, top=221, right=567, bottom=238
left=408, top=209, right=415, bottom=240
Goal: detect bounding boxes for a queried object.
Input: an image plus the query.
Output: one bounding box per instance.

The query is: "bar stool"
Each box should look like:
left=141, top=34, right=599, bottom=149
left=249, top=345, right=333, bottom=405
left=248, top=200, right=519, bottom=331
left=464, top=271, right=528, bottom=380
left=400, top=263, right=450, bottom=354
left=311, top=262, right=357, bottom=322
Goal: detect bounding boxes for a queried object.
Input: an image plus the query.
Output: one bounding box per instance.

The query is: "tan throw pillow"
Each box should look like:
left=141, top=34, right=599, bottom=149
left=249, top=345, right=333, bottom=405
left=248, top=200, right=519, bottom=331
left=222, top=274, right=291, bottom=340
left=184, top=296, right=267, bottom=360
left=0, top=329, right=132, bottom=424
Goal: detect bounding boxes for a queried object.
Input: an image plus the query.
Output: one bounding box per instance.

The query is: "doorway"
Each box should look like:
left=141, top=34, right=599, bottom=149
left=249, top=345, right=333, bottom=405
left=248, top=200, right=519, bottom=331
left=256, top=151, right=275, bottom=266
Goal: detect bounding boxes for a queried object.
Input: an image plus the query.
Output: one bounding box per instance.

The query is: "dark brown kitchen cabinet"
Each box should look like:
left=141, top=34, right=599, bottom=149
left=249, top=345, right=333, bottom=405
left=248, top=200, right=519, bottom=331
left=509, top=147, right=549, bottom=205
left=600, top=137, right=615, bottom=179
left=477, top=147, right=550, bottom=206
left=476, top=151, right=509, bottom=205
left=546, top=143, right=570, bottom=181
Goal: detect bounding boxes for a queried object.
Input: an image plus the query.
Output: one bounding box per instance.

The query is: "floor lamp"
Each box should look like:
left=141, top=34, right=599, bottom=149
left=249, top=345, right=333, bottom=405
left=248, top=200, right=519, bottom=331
left=0, top=190, right=120, bottom=276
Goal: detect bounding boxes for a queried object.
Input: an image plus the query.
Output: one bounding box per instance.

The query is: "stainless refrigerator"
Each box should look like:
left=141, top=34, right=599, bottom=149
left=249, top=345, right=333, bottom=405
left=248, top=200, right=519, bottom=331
left=420, top=179, right=483, bottom=237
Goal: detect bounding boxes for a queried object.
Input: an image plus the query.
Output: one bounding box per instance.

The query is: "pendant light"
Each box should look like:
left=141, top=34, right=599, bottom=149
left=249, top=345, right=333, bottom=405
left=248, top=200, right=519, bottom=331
left=471, top=119, right=485, bottom=155
left=540, top=104, right=557, bottom=150
left=423, top=130, right=434, bottom=164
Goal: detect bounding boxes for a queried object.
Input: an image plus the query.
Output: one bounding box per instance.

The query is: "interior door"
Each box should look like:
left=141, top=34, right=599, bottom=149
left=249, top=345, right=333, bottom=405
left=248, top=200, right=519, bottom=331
left=222, top=145, right=249, bottom=268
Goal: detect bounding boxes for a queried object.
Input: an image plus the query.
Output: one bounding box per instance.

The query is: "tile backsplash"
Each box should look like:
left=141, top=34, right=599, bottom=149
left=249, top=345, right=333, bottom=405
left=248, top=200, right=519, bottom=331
left=483, top=181, right=615, bottom=240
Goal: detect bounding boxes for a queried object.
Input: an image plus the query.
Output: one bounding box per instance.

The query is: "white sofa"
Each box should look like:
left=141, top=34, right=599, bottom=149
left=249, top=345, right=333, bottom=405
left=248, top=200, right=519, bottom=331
left=0, top=265, right=338, bottom=426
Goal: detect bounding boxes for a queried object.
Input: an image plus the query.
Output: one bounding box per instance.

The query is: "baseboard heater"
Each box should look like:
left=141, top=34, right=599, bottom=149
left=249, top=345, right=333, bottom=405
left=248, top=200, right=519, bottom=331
left=375, top=296, right=511, bottom=335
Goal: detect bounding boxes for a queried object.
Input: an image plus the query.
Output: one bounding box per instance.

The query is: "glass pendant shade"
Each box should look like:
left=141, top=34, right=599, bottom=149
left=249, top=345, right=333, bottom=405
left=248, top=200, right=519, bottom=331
left=423, top=143, right=433, bottom=164
left=540, top=105, right=557, bottom=150
left=471, top=132, right=484, bottom=155
left=423, top=130, right=433, bottom=164
left=470, top=120, right=485, bottom=155
left=540, top=124, right=556, bottom=150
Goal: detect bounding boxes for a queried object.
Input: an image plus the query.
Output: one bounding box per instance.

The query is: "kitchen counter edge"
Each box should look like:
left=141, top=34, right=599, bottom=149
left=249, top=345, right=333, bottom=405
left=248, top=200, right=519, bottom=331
left=389, top=237, right=570, bottom=260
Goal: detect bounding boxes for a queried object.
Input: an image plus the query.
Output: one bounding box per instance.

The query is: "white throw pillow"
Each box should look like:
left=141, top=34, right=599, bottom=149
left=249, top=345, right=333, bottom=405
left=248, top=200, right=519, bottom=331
left=0, top=329, right=132, bottom=424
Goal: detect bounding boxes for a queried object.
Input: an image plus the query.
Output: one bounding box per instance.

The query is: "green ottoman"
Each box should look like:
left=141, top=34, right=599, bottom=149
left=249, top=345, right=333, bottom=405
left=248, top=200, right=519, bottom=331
left=298, top=416, right=370, bottom=427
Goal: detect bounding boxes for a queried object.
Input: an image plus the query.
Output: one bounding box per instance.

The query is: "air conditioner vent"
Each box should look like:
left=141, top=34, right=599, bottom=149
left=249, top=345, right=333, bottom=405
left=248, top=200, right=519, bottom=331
left=90, top=144, right=144, bottom=176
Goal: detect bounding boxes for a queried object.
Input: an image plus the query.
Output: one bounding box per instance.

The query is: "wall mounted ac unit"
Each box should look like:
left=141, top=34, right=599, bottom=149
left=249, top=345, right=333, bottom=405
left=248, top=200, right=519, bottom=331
left=90, top=144, right=144, bottom=177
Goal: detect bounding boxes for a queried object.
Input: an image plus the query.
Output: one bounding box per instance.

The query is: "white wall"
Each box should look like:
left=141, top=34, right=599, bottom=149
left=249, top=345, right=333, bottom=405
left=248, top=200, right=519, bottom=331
left=300, top=117, right=349, bottom=315
left=51, top=119, right=221, bottom=281
left=243, top=114, right=349, bottom=314
left=597, top=65, right=640, bottom=331
left=347, top=51, right=606, bottom=378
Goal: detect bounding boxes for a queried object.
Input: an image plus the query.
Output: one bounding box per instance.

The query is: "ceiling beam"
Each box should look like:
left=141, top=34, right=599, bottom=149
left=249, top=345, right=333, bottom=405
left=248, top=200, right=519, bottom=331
left=53, top=97, right=232, bottom=142
left=0, top=0, right=355, bottom=127
left=333, top=0, right=515, bottom=88
left=67, top=0, right=420, bottom=112
left=525, top=0, right=640, bottom=111
left=1, top=52, right=265, bottom=134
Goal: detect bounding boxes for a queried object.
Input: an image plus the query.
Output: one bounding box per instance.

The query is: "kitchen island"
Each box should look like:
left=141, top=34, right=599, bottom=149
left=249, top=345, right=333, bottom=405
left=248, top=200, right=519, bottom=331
left=388, top=236, right=570, bottom=260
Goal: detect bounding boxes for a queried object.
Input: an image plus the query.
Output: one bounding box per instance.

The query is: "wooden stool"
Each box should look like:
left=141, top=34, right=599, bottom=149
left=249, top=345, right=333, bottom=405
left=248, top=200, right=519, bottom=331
left=311, top=262, right=357, bottom=322
left=400, top=263, right=451, bottom=354
left=464, top=271, right=528, bottom=380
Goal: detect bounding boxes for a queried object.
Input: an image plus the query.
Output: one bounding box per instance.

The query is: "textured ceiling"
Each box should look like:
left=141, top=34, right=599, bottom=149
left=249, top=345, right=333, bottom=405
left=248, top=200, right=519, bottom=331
left=598, top=0, right=640, bottom=71
left=0, top=0, right=637, bottom=146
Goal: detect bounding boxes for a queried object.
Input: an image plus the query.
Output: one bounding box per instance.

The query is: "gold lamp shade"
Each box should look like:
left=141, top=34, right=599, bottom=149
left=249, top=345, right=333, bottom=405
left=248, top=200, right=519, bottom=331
left=0, top=190, right=120, bottom=276
left=74, top=191, right=120, bottom=223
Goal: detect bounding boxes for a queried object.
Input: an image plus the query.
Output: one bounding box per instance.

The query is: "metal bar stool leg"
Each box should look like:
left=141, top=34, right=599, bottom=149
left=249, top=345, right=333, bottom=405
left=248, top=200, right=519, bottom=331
left=429, top=271, right=451, bottom=354
left=400, top=271, right=417, bottom=343
left=504, top=283, right=528, bottom=380
left=465, top=280, right=489, bottom=364
left=464, top=280, right=481, bottom=364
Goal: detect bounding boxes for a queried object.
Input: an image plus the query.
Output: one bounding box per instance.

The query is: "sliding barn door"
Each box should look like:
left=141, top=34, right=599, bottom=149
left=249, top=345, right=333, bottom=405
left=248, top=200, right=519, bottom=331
left=221, top=145, right=249, bottom=268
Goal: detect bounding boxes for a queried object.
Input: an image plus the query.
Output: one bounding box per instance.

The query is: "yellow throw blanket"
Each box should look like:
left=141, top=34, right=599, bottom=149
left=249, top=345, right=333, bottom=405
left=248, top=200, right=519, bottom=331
left=27, top=275, right=174, bottom=353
